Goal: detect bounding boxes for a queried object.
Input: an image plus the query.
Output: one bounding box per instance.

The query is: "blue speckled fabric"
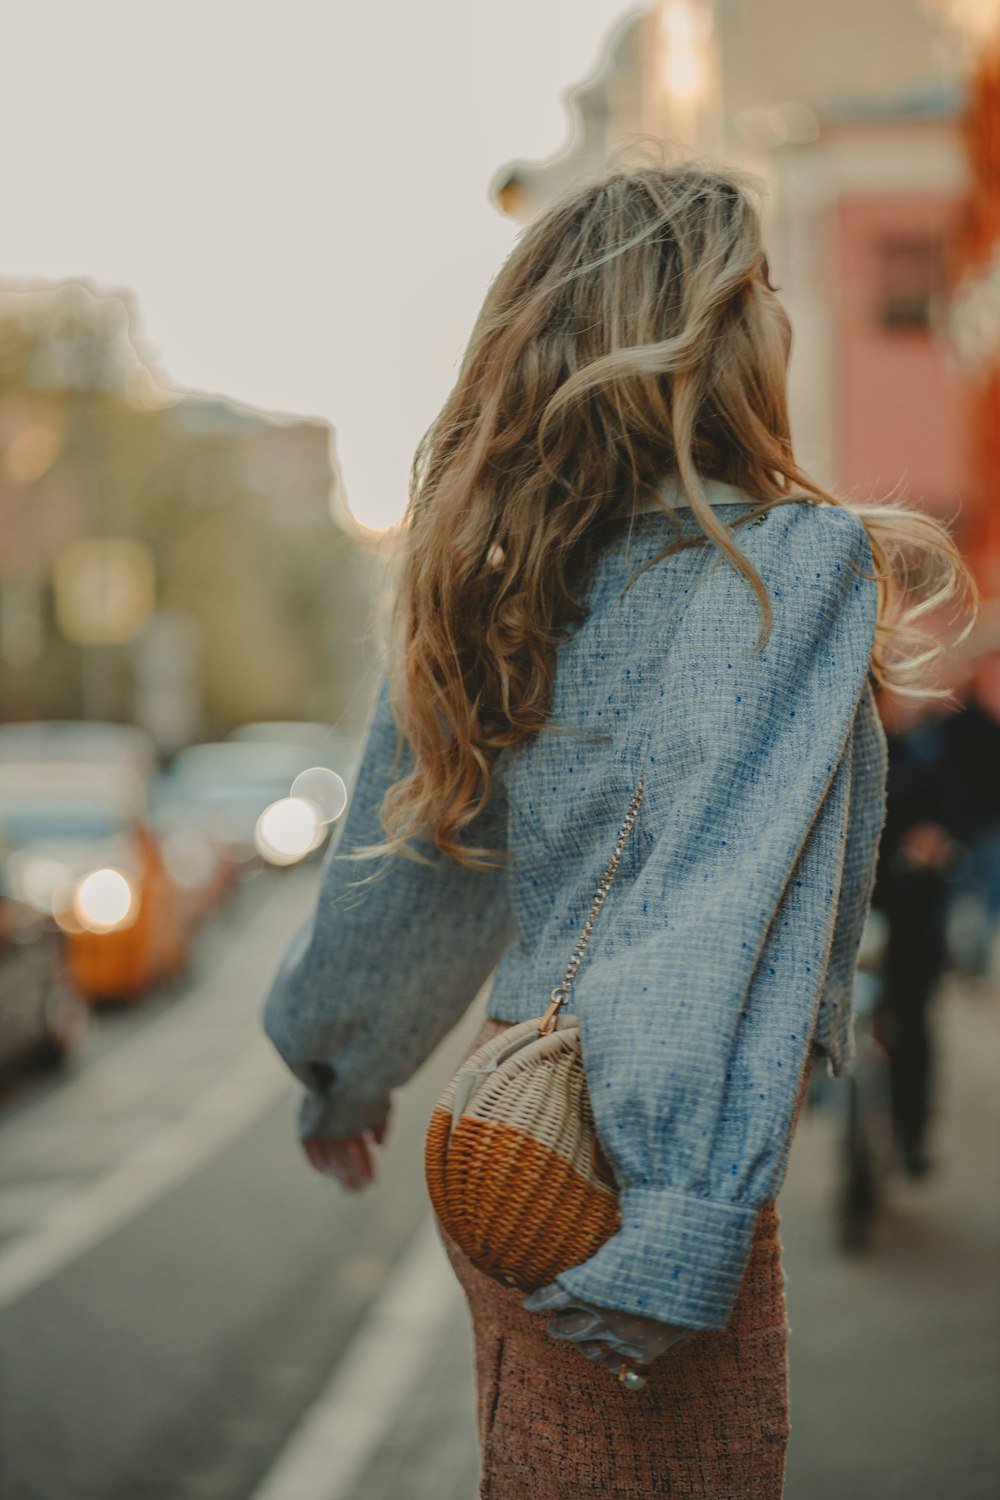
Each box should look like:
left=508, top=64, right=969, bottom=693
left=263, top=488, right=887, bottom=1330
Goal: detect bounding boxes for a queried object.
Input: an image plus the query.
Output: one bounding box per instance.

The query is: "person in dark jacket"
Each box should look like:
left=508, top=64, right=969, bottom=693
left=939, top=652, right=1000, bottom=978
left=871, top=692, right=957, bottom=1177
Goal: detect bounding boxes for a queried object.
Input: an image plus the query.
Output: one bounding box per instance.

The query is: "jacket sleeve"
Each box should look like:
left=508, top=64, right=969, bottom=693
left=556, top=504, right=880, bottom=1331
left=262, top=673, right=516, bottom=1140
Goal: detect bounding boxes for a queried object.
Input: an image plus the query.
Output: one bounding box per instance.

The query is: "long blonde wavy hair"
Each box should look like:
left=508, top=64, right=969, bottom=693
left=373, top=162, right=974, bottom=868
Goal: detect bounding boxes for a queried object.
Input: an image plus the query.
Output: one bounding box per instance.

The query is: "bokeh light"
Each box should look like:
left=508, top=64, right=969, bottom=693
left=73, top=868, right=139, bottom=932
left=254, top=797, right=325, bottom=866
left=289, top=767, right=348, bottom=824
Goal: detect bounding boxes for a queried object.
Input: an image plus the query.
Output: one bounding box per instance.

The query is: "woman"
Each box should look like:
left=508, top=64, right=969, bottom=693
left=263, top=164, right=970, bottom=1497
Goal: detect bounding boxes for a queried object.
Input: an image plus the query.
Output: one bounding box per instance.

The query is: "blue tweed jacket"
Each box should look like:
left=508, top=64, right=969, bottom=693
left=263, top=481, right=888, bottom=1331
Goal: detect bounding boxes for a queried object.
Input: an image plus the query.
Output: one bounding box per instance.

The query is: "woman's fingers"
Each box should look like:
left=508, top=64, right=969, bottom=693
left=352, top=1135, right=382, bottom=1185
left=301, top=1132, right=385, bottom=1191
left=525, top=1288, right=696, bottom=1366
left=302, top=1136, right=330, bottom=1178
left=357, top=1134, right=379, bottom=1180
left=335, top=1139, right=367, bottom=1190
left=343, top=1137, right=374, bottom=1188
left=305, top=1136, right=349, bottom=1186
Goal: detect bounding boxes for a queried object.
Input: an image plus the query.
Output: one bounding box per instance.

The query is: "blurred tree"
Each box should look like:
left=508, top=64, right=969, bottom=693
left=0, top=280, right=381, bottom=743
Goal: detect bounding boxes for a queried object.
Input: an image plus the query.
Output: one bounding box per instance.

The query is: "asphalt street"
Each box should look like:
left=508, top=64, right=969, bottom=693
left=0, top=866, right=997, bottom=1500
left=0, top=868, right=482, bottom=1500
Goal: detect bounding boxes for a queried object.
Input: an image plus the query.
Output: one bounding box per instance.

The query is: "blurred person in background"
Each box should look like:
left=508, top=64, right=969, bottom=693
left=871, top=691, right=957, bottom=1179
left=940, top=651, right=1000, bottom=980
left=262, top=162, right=971, bottom=1498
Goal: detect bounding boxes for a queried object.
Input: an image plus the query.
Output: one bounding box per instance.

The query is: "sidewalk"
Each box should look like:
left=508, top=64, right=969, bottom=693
left=256, top=973, right=1000, bottom=1500
left=783, top=972, right=1000, bottom=1500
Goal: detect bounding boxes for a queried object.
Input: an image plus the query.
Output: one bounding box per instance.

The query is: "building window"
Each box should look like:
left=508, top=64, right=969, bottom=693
left=875, top=235, right=947, bottom=333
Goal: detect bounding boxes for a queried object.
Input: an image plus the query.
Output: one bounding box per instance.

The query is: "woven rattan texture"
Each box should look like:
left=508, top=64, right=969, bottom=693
left=434, top=1015, right=813, bottom=1499
left=425, top=1020, right=620, bottom=1289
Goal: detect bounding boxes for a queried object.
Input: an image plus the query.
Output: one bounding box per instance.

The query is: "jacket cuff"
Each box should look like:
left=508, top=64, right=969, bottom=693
left=554, top=1186, right=760, bottom=1331
left=296, top=1089, right=391, bottom=1141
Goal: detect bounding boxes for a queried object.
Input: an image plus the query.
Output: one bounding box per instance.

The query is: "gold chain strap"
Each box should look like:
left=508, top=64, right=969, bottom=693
left=538, top=777, right=645, bottom=1035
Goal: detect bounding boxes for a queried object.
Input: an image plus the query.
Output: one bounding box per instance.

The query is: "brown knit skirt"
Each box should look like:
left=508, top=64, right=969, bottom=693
left=434, top=1017, right=813, bottom=1500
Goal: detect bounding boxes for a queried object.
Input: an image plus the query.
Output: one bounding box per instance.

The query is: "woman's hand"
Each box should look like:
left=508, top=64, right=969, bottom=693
left=523, top=1282, right=696, bottom=1383
left=302, top=1120, right=389, bottom=1191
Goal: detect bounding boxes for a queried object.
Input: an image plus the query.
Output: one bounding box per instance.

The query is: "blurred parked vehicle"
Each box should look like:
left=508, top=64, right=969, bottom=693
left=0, top=896, right=88, bottom=1075
left=0, top=763, right=190, bottom=1003
left=0, top=721, right=159, bottom=781
left=228, top=721, right=359, bottom=783
left=152, top=822, right=235, bottom=928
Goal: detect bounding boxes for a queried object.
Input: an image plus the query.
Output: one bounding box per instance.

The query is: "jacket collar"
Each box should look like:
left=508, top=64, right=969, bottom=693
left=635, top=475, right=758, bottom=514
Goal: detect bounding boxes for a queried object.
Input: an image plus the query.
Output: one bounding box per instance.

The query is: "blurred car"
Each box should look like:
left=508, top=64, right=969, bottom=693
left=0, top=720, right=159, bottom=781
left=0, top=896, right=88, bottom=1074
left=228, top=721, right=359, bottom=783
left=152, top=740, right=345, bottom=871
left=0, top=763, right=190, bottom=1004
left=152, top=821, right=235, bottom=928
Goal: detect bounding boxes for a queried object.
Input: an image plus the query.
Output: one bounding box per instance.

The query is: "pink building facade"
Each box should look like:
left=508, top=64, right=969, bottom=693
left=835, top=192, right=975, bottom=518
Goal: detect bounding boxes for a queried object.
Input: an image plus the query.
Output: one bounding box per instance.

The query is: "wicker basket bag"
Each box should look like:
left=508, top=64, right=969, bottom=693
left=424, top=779, right=644, bottom=1292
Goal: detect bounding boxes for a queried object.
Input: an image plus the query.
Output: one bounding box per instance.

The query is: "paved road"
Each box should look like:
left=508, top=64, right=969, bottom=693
left=782, top=970, right=1000, bottom=1500
left=0, top=867, right=997, bottom=1500
left=0, top=869, right=482, bottom=1500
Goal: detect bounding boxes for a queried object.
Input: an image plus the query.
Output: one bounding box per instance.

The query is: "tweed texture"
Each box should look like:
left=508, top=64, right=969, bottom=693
left=439, top=1014, right=814, bottom=1500
left=263, top=490, right=887, bottom=1330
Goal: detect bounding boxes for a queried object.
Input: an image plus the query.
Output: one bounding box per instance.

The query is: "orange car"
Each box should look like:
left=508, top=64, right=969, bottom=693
left=0, top=764, right=191, bottom=1004
left=65, top=821, right=189, bottom=1002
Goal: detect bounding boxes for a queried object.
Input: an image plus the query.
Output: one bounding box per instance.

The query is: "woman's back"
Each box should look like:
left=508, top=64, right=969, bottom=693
left=495, top=494, right=883, bottom=1045
left=264, top=481, right=886, bottom=1327
left=261, top=161, right=968, bottom=1498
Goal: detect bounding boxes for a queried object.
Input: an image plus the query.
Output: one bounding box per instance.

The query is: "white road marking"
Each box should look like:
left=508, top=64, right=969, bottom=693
left=0, top=1042, right=289, bottom=1310
left=248, top=1215, right=464, bottom=1500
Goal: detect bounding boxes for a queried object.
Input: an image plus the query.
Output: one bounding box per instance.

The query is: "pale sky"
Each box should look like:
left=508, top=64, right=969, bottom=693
left=2, top=1, right=637, bottom=529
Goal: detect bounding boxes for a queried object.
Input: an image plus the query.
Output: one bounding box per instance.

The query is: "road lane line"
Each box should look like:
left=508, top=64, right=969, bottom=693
left=248, top=1215, right=463, bottom=1500
left=0, top=1043, right=289, bottom=1310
